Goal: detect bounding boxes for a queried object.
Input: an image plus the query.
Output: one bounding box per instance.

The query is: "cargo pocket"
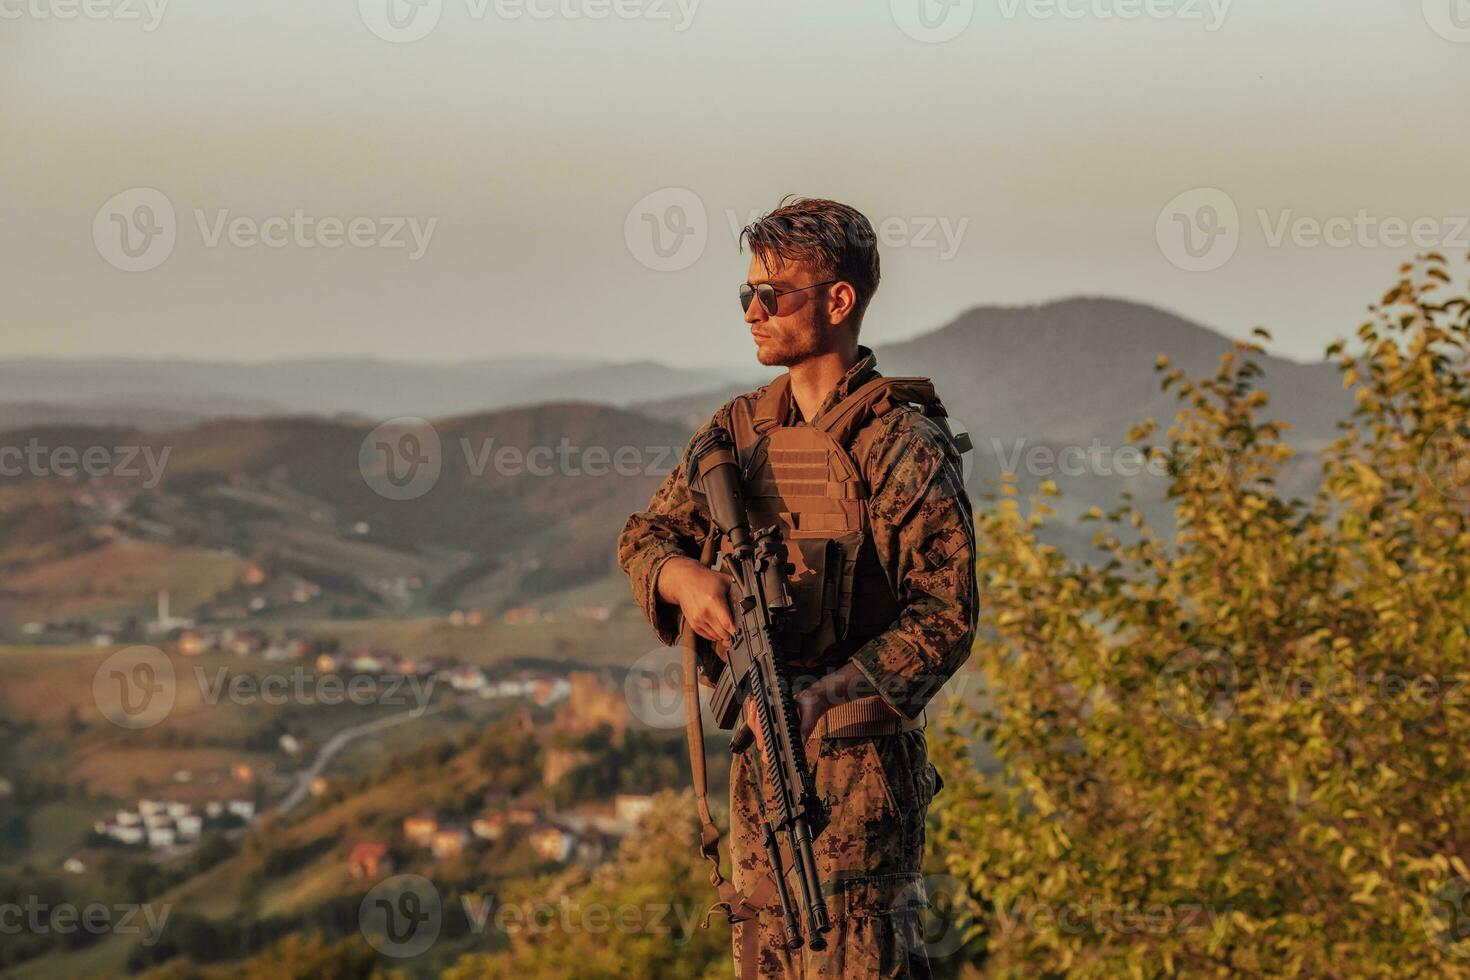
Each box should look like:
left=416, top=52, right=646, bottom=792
left=916, top=762, right=942, bottom=810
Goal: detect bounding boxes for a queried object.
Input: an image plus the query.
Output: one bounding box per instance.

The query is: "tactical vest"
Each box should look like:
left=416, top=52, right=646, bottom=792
left=717, top=371, right=968, bottom=673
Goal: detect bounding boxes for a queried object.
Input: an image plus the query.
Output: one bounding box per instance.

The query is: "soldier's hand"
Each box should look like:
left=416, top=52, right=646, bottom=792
left=656, top=556, right=739, bottom=645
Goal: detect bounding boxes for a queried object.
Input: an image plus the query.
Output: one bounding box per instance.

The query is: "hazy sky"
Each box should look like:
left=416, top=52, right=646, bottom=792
left=2, top=0, right=1467, bottom=368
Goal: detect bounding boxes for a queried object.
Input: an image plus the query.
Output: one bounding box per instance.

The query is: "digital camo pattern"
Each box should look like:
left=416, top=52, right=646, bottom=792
left=616, top=348, right=977, bottom=978
left=729, top=729, right=940, bottom=979
left=615, top=347, right=978, bottom=721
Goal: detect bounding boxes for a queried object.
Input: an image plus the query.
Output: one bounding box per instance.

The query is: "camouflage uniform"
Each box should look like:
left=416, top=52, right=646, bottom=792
left=617, top=347, right=977, bottom=979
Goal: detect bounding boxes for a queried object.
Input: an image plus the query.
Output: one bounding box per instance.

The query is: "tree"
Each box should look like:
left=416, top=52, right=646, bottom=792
left=443, top=790, right=731, bottom=980
left=930, top=254, right=1470, bottom=977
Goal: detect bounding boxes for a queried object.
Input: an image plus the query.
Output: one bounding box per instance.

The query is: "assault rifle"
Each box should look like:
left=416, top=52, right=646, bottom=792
left=685, top=426, right=832, bottom=952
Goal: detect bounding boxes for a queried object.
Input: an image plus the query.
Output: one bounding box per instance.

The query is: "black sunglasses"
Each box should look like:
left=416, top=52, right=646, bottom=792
left=739, top=279, right=839, bottom=316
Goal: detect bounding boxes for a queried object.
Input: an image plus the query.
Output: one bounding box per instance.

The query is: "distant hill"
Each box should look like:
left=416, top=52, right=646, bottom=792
left=0, top=403, right=690, bottom=625
left=0, top=296, right=1361, bottom=627
left=0, top=355, right=749, bottom=428
left=637, top=298, right=1350, bottom=449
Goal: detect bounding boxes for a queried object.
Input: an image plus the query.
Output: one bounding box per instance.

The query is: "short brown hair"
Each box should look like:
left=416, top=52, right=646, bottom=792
left=740, top=196, right=881, bottom=332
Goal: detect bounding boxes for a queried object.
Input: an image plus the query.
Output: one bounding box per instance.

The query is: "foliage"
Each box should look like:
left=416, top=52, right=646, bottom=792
left=443, top=790, right=731, bottom=980
left=931, top=254, right=1470, bottom=977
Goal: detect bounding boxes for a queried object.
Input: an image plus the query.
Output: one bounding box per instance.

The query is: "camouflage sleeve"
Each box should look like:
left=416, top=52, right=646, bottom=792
left=615, top=407, right=728, bottom=646
left=848, top=411, right=977, bottom=720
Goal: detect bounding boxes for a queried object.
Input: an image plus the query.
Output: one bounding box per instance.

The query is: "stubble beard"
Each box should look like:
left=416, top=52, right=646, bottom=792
left=755, top=309, right=830, bottom=368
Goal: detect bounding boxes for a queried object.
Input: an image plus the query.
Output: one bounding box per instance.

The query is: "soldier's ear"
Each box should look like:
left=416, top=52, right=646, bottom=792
left=826, top=281, right=857, bottom=326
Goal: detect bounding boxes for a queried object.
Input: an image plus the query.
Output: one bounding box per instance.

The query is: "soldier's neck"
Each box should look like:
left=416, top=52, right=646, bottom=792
left=786, top=345, right=858, bottom=423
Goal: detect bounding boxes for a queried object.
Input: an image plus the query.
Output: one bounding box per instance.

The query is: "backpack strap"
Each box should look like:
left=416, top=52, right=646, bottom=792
left=814, top=375, right=972, bottom=474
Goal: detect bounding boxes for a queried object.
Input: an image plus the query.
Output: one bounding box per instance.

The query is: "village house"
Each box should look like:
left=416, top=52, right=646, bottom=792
left=471, top=812, right=507, bottom=841
left=403, top=813, right=438, bottom=848
left=446, top=665, right=488, bottom=693
left=431, top=826, right=469, bottom=861
left=614, top=793, right=656, bottom=826
left=227, top=799, right=256, bottom=820
left=347, top=841, right=394, bottom=879
left=528, top=822, right=577, bottom=863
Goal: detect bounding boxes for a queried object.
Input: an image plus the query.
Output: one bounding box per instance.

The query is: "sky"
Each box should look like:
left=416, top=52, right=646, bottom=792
left=2, top=0, right=1467, bottom=369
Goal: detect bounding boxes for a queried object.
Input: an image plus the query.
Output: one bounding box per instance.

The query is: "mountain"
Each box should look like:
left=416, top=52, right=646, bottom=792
left=0, top=403, right=690, bottom=626
left=0, top=296, right=1361, bottom=628
left=637, top=298, right=1349, bottom=450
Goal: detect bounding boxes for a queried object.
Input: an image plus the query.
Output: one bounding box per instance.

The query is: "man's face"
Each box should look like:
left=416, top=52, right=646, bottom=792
left=743, top=255, right=833, bottom=367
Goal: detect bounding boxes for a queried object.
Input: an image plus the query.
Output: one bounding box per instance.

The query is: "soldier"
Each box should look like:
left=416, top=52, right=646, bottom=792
left=617, top=196, right=977, bottom=979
